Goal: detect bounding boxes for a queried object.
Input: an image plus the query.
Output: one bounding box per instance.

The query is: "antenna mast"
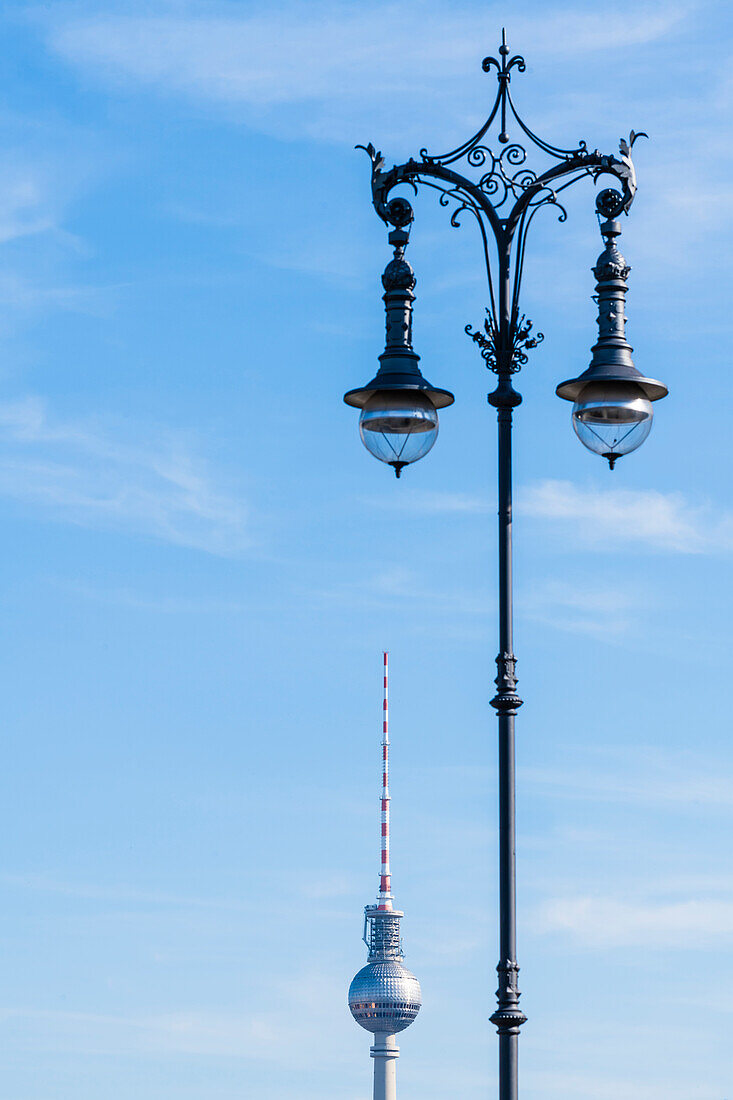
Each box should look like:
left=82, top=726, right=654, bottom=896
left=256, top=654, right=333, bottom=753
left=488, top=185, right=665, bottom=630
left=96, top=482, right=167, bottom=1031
left=378, top=650, right=393, bottom=911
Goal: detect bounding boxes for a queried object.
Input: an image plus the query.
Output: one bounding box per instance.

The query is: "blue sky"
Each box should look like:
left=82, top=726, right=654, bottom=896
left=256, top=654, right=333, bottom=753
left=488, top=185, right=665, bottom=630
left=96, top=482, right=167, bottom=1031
left=0, top=1, right=732, bottom=1098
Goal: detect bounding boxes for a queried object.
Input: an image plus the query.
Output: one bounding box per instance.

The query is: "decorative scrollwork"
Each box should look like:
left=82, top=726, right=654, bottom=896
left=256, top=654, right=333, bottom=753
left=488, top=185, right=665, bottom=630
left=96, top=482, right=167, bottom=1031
left=466, top=145, right=492, bottom=167
left=482, top=48, right=526, bottom=77
left=503, top=144, right=525, bottom=166
left=465, top=312, right=500, bottom=370
left=465, top=310, right=543, bottom=374
left=514, top=316, right=544, bottom=365
left=419, top=28, right=589, bottom=184
left=525, top=184, right=568, bottom=221
left=437, top=185, right=479, bottom=229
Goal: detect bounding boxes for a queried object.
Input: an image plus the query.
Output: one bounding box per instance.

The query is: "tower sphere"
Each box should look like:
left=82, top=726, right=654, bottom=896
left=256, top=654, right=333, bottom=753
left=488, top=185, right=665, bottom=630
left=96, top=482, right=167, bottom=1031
left=348, top=959, right=422, bottom=1034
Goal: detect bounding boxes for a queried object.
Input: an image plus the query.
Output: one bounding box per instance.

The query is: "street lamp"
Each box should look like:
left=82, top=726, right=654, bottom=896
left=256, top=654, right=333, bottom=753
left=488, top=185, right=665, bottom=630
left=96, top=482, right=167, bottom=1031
left=343, top=31, right=668, bottom=1100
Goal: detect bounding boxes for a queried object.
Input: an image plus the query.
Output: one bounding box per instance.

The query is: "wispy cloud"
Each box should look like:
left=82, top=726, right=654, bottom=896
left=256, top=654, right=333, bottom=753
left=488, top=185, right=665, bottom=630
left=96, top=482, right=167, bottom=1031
left=0, top=871, right=248, bottom=911
left=0, top=134, right=121, bottom=331
left=522, top=578, right=640, bottom=639
left=60, top=580, right=253, bottom=614
left=39, top=0, right=725, bottom=324
left=44, top=3, right=691, bottom=144
left=528, top=744, right=733, bottom=954
left=315, top=564, right=492, bottom=621
left=0, top=149, right=93, bottom=252
left=521, top=479, right=733, bottom=554
left=0, top=396, right=250, bottom=554
left=524, top=1067, right=718, bottom=1100
left=0, top=1006, right=299, bottom=1059
left=536, top=893, right=733, bottom=948
left=367, top=488, right=490, bottom=515
left=523, top=745, right=733, bottom=808
left=369, top=479, right=733, bottom=556
left=0, top=167, right=56, bottom=244
left=2, top=965, right=353, bottom=1062
left=0, top=270, right=120, bottom=326
left=299, top=874, right=360, bottom=901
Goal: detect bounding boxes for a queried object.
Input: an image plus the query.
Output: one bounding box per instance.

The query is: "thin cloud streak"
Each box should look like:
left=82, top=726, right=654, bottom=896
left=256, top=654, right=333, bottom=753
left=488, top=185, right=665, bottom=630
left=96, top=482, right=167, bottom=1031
left=0, top=169, right=55, bottom=243
left=523, top=1067, right=716, bottom=1100
left=0, top=872, right=251, bottom=911
left=367, top=488, right=490, bottom=515
left=523, top=746, right=733, bottom=808
left=521, top=578, right=640, bottom=639
left=370, top=480, right=733, bottom=556
left=2, top=964, right=354, bottom=1063
left=0, top=270, right=121, bottom=320
left=45, top=3, right=692, bottom=144
left=0, top=152, right=116, bottom=331
left=0, top=1006, right=307, bottom=1060
left=60, top=580, right=255, bottom=615
left=0, top=397, right=250, bottom=554
left=314, top=564, right=493, bottom=620
left=0, top=153, right=91, bottom=251
left=536, top=894, right=733, bottom=948
left=521, top=479, right=733, bottom=554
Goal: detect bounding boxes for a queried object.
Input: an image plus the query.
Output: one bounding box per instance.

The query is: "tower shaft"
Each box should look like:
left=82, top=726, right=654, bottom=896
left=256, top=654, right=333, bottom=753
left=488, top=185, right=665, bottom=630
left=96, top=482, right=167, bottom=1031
left=371, top=1034, right=399, bottom=1100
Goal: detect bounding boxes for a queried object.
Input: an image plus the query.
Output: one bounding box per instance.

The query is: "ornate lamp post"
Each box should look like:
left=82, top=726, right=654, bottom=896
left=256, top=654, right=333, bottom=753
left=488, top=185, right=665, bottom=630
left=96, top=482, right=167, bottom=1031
left=344, top=32, right=668, bottom=1100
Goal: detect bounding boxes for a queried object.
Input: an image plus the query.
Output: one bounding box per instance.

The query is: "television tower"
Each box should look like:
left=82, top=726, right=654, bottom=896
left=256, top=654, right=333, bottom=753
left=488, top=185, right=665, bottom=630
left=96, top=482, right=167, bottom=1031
left=348, top=652, right=421, bottom=1100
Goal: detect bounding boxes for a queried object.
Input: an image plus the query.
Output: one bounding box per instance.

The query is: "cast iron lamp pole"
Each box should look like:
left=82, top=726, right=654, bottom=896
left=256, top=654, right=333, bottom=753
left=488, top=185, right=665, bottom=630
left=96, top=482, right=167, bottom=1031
left=344, top=32, right=667, bottom=1100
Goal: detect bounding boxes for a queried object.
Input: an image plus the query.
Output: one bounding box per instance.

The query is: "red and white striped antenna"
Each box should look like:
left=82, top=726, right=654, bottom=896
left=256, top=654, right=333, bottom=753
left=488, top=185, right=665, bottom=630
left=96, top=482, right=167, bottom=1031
left=377, top=650, right=394, bottom=911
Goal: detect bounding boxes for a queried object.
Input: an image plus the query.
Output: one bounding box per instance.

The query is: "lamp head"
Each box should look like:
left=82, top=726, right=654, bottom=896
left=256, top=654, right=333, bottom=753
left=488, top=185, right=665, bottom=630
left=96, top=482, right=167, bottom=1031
left=344, top=228, right=453, bottom=476
left=556, top=216, right=666, bottom=468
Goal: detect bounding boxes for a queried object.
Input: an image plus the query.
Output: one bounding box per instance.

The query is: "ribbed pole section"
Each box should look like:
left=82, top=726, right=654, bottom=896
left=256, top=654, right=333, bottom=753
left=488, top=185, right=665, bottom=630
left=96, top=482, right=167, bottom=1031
left=488, top=256, right=527, bottom=1100
left=489, top=404, right=526, bottom=1100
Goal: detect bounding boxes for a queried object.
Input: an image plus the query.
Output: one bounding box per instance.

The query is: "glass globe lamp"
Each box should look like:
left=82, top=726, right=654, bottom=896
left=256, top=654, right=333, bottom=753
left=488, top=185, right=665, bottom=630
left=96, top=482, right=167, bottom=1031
left=358, top=390, right=439, bottom=477
left=571, top=381, right=652, bottom=469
